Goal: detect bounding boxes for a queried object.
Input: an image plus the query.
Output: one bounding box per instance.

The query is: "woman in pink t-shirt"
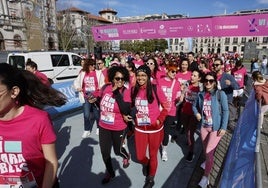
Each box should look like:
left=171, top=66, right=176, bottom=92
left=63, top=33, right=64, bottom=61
left=98, top=66, right=132, bottom=184
left=73, top=58, right=100, bottom=138
left=132, top=65, right=170, bottom=188
left=145, top=57, right=166, bottom=85
left=176, top=58, right=192, bottom=85
left=158, top=64, right=181, bottom=161
left=0, top=63, right=66, bottom=188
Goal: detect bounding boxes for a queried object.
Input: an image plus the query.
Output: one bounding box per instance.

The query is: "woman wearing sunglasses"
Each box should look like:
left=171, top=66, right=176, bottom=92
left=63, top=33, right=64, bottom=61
left=145, top=57, right=165, bottom=84
left=158, top=64, right=181, bottom=161
left=98, top=66, right=132, bottom=184
left=192, top=72, right=229, bottom=188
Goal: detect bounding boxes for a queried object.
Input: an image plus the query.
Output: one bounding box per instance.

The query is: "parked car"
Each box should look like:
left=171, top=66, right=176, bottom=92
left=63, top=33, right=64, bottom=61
left=7, top=51, right=83, bottom=83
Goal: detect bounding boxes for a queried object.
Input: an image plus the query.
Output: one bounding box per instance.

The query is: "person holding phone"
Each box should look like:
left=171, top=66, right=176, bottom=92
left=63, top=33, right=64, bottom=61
left=73, top=58, right=99, bottom=138
left=98, top=66, right=132, bottom=184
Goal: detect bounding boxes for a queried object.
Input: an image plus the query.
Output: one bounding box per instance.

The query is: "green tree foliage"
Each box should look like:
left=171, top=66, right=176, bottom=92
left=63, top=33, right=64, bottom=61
left=120, top=39, right=167, bottom=52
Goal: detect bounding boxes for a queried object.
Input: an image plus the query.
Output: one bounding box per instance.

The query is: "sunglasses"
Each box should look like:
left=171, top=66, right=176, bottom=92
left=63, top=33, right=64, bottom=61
left=170, top=70, right=177, bottom=74
left=204, top=79, right=215, bottom=84
left=114, top=77, right=124, bottom=81
left=146, top=62, right=154, bottom=66
left=212, top=64, right=221, bottom=67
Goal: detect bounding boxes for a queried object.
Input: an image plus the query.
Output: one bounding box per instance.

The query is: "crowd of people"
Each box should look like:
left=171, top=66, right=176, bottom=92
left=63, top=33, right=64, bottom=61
left=71, top=51, right=249, bottom=188
left=1, top=50, right=264, bottom=188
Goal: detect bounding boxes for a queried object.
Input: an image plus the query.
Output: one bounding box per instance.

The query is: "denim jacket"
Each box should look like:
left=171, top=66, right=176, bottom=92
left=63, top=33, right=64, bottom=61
left=192, top=90, right=229, bottom=131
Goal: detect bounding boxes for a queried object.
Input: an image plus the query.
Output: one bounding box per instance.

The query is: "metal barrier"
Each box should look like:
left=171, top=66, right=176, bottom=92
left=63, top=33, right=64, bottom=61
left=255, top=101, right=262, bottom=188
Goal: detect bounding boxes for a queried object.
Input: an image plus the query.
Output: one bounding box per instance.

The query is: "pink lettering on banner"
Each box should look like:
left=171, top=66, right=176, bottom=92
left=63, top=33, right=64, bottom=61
left=92, top=13, right=268, bottom=41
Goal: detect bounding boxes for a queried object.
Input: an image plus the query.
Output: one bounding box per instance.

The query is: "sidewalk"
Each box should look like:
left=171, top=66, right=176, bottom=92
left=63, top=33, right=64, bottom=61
left=53, top=109, right=203, bottom=188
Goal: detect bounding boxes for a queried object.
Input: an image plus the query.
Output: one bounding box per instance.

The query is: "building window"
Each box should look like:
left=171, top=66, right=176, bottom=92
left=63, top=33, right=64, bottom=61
left=0, top=32, right=5, bottom=50
left=169, top=39, right=173, bottom=45
left=225, top=46, right=229, bottom=52
left=14, top=34, right=22, bottom=47
left=48, top=37, right=54, bottom=50
left=233, top=37, right=238, bottom=44
left=181, top=46, right=183, bottom=51
left=241, top=37, right=246, bottom=43
left=174, top=39, right=179, bottom=45
left=71, top=15, right=75, bottom=25
left=233, top=46, right=237, bottom=52
left=263, top=37, right=268, bottom=44
left=225, top=38, right=230, bottom=44
left=108, top=15, right=110, bottom=19
left=175, top=46, right=178, bottom=51
left=253, top=37, right=258, bottom=42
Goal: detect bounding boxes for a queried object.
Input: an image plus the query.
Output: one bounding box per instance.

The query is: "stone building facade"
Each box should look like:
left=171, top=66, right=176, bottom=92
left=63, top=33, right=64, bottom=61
left=0, top=0, right=58, bottom=51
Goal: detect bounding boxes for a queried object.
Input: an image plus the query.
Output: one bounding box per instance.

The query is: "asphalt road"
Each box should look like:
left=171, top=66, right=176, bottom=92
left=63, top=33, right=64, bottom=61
left=53, top=110, right=202, bottom=188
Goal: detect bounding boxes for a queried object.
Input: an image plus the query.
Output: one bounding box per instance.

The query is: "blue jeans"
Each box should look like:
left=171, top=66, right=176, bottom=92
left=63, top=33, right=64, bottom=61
left=83, top=99, right=100, bottom=131
left=261, top=65, right=267, bottom=75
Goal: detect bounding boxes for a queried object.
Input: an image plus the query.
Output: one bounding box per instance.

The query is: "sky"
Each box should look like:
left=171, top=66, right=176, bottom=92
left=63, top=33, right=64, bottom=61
left=56, top=0, right=268, bottom=18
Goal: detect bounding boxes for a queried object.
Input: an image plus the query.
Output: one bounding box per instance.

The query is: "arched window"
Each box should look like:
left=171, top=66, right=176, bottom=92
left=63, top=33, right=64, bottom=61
left=0, top=32, right=5, bottom=50
left=14, top=34, right=22, bottom=47
left=48, top=37, right=55, bottom=50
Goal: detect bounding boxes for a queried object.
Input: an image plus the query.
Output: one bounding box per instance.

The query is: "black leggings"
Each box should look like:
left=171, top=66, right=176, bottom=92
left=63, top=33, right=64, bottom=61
left=99, top=126, right=129, bottom=173
left=162, top=116, right=177, bottom=146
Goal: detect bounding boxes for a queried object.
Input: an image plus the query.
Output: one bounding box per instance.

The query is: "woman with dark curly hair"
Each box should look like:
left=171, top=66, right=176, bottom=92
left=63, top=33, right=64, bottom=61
left=0, top=63, right=66, bottom=187
left=98, top=66, right=132, bottom=184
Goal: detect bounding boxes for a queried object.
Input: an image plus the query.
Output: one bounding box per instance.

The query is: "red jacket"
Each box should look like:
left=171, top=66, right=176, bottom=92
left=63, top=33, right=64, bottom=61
left=254, top=80, right=268, bottom=105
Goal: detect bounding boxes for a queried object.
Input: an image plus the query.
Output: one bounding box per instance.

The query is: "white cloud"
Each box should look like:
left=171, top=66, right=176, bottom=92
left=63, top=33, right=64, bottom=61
left=257, top=0, right=268, bottom=4
left=212, top=1, right=228, bottom=9
left=103, top=0, right=123, bottom=7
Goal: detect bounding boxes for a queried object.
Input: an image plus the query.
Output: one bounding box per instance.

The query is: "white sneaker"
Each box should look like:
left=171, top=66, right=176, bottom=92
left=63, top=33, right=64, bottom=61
left=198, top=176, right=209, bottom=188
left=162, top=150, right=168, bottom=161
left=168, top=135, right=172, bottom=142
left=200, top=161, right=206, bottom=170
left=95, top=128, right=99, bottom=135
left=82, top=131, right=90, bottom=138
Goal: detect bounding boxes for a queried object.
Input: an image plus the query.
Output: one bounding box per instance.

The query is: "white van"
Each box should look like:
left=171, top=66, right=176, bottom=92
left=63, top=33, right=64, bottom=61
left=7, top=51, right=83, bottom=83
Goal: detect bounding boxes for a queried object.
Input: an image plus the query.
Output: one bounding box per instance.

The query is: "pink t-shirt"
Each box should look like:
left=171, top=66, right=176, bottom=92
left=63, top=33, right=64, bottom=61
left=151, top=70, right=166, bottom=85
left=158, top=77, right=181, bottom=116
left=82, top=71, right=99, bottom=97
left=35, top=71, right=50, bottom=86
left=181, top=84, right=200, bottom=115
left=176, top=71, right=192, bottom=85
left=203, top=92, right=213, bottom=126
left=99, top=85, right=131, bottom=131
left=0, top=105, right=56, bottom=187
left=133, top=59, right=144, bottom=68
left=134, top=84, right=169, bottom=131
left=232, top=67, right=247, bottom=88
